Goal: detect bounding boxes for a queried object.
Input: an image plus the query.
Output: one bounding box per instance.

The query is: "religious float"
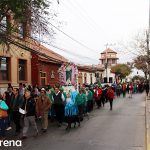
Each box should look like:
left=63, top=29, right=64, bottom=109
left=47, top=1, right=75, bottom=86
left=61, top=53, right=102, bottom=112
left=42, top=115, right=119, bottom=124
left=58, top=62, right=79, bottom=126
left=58, top=62, right=78, bottom=93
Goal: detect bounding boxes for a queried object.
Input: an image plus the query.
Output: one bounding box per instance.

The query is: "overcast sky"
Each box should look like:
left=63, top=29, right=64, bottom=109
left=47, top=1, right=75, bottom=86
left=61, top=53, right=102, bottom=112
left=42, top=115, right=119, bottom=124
left=43, top=0, right=149, bottom=75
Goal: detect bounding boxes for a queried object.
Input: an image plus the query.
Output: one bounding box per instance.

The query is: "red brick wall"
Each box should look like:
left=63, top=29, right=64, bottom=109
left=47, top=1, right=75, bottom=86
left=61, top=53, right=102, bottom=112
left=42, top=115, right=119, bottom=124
left=31, top=53, right=61, bottom=87
left=38, top=61, right=60, bottom=87
left=31, top=54, right=39, bottom=86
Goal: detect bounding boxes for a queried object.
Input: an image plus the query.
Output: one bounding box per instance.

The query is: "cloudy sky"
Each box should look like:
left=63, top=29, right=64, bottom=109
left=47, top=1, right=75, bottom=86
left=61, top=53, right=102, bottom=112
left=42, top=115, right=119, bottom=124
left=43, top=0, right=148, bottom=72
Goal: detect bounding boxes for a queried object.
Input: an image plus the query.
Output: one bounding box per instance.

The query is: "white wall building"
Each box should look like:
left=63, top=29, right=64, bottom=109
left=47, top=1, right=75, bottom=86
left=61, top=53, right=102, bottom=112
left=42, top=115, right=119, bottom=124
left=99, top=48, right=118, bottom=83
left=78, top=65, right=104, bottom=86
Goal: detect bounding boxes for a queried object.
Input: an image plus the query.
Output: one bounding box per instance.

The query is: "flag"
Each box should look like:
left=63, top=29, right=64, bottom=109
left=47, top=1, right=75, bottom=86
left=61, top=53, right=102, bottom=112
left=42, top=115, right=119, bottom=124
left=98, top=79, right=101, bottom=87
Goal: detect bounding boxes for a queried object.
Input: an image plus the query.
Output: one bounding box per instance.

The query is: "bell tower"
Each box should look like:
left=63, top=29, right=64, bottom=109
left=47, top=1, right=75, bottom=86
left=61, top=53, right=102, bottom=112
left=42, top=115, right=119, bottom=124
left=99, top=48, right=118, bottom=83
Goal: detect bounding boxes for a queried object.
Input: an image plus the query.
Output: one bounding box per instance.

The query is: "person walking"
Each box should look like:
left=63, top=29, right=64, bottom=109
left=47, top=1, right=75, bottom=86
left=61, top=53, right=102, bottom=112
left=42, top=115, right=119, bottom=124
left=0, top=94, right=9, bottom=140
left=53, top=87, right=65, bottom=127
left=116, top=84, right=121, bottom=97
left=127, top=83, right=130, bottom=94
left=86, top=87, right=93, bottom=112
left=11, top=88, right=24, bottom=134
left=100, top=88, right=106, bottom=107
left=75, top=89, right=86, bottom=121
left=21, top=90, right=38, bottom=139
left=129, top=83, right=133, bottom=98
left=122, top=83, right=126, bottom=98
left=48, top=88, right=55, bottom=121
left=145, top=82, right=149, bottom=97
left=4, top=87, right=14, bottom=131
left=94, top=85, right=102, bottom=109
left=107, top=86, right=115, bottom=110
left=36, top=88, right=52, bottom=132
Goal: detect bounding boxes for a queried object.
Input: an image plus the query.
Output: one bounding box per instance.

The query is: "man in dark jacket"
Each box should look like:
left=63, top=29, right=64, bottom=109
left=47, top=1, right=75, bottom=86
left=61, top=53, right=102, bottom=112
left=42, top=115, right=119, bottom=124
left=11, top=88, right=23, bottom=133
left=21, top=90, right=38, bottom=139
left=145, top=82, right=149, bottom=96
left=53, top=87, right=65, bottom=127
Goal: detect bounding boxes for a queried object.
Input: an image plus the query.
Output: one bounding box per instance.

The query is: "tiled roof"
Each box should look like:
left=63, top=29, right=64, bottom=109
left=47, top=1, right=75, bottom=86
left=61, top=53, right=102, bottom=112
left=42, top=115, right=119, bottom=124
left=101, top=48, right=117, bottom=54
left=30, top=40, right=68, bottom=63
left=77, top=64, right=104, bottom=72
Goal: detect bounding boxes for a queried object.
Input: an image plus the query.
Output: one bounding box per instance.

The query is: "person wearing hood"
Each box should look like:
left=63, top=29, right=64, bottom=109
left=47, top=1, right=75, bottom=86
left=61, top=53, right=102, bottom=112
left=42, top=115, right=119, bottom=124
left=36, top=88, right=52, bottom=132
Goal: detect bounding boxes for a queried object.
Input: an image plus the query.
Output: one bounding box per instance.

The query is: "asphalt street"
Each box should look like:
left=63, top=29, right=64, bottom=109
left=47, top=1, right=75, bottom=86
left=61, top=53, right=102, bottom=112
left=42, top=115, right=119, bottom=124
left=7, top=93, right=146, bottom=150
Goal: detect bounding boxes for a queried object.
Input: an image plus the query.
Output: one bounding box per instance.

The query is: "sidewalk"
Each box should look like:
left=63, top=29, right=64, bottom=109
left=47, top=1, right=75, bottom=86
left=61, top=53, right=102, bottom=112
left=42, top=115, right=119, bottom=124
left=146, top=96, right=150, bottom=150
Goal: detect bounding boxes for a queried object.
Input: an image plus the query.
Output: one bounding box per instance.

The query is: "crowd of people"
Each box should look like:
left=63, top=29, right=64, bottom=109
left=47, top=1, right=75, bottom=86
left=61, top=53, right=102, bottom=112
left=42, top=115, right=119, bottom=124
left=0, top=81, right=148, bottom=140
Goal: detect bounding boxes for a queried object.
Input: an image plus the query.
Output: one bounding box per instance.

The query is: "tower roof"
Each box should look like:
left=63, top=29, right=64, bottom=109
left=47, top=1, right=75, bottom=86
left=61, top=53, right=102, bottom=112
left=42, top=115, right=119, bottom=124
left=101, top=48, right=117, bottom=54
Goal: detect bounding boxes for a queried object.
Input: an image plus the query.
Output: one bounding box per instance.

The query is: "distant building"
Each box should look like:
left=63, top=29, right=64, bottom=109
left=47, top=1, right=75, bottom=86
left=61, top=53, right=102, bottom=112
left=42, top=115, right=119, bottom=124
left=77, top=64, right=104, bottom=86
left=99, top=48, right=118, bottom=83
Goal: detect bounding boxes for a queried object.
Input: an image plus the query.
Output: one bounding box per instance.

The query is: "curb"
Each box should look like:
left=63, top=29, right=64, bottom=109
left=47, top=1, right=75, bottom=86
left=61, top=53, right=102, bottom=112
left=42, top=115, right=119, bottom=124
left=146, top=97, right=150, bottom=150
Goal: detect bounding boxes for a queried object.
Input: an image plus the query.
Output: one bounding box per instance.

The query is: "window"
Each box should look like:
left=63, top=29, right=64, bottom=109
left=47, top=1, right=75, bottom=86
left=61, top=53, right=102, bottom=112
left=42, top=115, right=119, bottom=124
left=90, top=74, right=93, bottom=84
left=102, top=60, right=107, bottom=65
left=40, top=72, right=46, bottom=86
left=104, top=77, right=108, bottom=83
left=0, top=57, right=10, bottom=81
left=109, top=77, right=113, bottom=83
left=84, top=73, right=87, bottom=83
left=108, top=59, right=111, bottom=64
left=112, top=59, right=116, bottom=64
left=19, top=59, right=27, bottom=81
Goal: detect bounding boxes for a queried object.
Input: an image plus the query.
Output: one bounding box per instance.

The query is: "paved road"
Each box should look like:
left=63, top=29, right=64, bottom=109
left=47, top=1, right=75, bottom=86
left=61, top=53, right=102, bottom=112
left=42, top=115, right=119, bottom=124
left=11, top=93, right=146, bottom=150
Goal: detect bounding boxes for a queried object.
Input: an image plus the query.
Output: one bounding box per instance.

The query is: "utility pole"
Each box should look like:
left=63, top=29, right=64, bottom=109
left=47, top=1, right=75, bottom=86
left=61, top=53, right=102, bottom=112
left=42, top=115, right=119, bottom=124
left=104, top=43, right=108, bottom=83
left=147, top=0, right=150, bottom=97
left=146, top=31, right=150, bottom=97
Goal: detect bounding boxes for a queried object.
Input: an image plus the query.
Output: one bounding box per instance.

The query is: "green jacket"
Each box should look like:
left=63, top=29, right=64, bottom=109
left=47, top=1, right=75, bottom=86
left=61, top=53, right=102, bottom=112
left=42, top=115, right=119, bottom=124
left=87, top=90, right=93, bottom=101
left=75, top=93, right=86, bottom=106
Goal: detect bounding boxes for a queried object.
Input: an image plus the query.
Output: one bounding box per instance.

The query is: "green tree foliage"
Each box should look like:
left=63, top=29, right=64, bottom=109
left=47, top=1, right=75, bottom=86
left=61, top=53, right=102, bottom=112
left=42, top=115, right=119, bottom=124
left=0, top=0, right=59, bottom=51
left=134, top=55, right=148, bottom=79
left=111, top=64, right=131, bottom=79
left=0, top=0, right=52, bottom=35
left=132, top=75, right=145, bottom=81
